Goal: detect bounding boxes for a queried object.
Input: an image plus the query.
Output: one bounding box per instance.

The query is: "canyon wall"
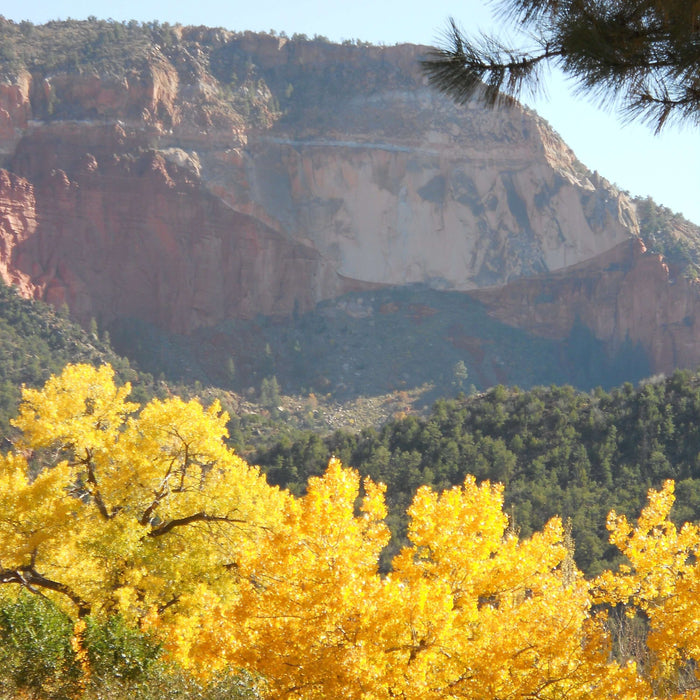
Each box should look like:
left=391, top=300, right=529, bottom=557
left=0, top=123, right=344, bottom=333
left=474, top=238, right=700, bottom=375
left=0, top=21, right=696, bottom=375
left=202, top=88, right=637, bottom=291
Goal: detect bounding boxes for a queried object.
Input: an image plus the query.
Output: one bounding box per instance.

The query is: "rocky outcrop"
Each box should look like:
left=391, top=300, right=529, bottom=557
left=0, top=22, right=693, bottom=377
left=232, top=113, right=635, bottom=289
left=0, top=168, right=36, bottom=296
left=195, top=55, right=639, bottom=290
left=1, top=123, right=345, bottom=332
left=0, top=70, right=32, bottom=154
left=473, top=238, right=700, bottom=374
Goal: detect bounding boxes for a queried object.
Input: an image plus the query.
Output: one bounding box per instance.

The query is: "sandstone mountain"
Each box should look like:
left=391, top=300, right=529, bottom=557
left=0, top=19, right=697, bottom=394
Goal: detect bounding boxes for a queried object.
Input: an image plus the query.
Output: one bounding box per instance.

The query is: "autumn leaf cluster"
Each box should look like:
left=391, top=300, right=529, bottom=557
left=2, top=365, right=700, bottom=698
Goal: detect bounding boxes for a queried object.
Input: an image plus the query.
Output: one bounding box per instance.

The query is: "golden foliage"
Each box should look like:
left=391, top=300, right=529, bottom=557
left=3, top=364, right=700, bottom=697
left=1, top=363, right=285, bottom=628
left=596, top=480, right=700, bottom=696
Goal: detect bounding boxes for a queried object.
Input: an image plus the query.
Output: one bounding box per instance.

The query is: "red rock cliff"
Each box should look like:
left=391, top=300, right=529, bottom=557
left=0, top=22, right=695, bottom=374
left=1, top=122, right=344, bottom=332
left=473, top=238, right=700, bottom=374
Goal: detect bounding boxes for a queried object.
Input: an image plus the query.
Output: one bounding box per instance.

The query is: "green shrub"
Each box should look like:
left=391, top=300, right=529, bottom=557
left=0, top=592, right=80, bottom=699
left=0, top=592, right=260, bottom=699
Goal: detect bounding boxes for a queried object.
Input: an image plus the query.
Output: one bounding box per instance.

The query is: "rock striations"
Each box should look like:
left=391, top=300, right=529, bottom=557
left=0, top=20, right=696, bottom=377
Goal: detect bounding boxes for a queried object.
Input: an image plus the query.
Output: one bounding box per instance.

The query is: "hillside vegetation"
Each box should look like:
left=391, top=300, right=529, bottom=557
left=0, top=283, right=139, bottom=434
left=635, top=195, right=700, bottom=278
left=255, top=369, right=700, bottom=576
left=0, top=282, right=414, bottom=453
left=2, top=364, right=700, bottom=699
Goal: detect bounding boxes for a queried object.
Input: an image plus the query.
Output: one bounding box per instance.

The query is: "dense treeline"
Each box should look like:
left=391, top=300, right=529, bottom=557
left=255, top=371, right=700, bottom=574
left=0, top=16, right=157, bottom=77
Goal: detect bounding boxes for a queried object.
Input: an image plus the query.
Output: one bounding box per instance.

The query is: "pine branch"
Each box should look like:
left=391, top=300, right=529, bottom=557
left=421, top=19, right=562, bottom=107
left=424, top=1, right=700, bottom=132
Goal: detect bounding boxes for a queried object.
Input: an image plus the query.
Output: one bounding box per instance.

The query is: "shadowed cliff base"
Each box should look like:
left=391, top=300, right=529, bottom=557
left=107, top=286, right=650, bottom=401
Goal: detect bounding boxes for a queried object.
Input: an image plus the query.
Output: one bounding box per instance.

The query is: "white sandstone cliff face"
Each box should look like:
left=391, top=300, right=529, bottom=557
left=196, top=88, right=638, bottom=291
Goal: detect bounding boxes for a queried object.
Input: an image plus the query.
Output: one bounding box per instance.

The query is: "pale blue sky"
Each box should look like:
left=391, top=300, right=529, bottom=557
left=2, top=0, right=699, bottom=225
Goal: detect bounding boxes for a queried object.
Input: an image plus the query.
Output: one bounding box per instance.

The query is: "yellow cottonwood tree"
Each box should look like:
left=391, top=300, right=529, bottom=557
left=0, top=364, right=287, bottom=642
left=377, top=478, right=645, bottom=699
left=596, top=481, right=700, bottom=697
left=213, top=466, right=646, bottom=698
left=217, top=457, right=392, bottom=698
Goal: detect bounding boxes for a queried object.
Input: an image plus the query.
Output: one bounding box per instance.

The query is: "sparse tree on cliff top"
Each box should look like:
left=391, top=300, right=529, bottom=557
left=422, top=0, right=700, bottom=132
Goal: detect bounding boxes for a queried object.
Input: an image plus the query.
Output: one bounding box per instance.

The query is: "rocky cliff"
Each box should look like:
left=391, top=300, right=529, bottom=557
left=473, top=237, right=700, bottom=376
left=0, top=122, right=344, bottom=333
left=0, top=19, right=696, bottom=384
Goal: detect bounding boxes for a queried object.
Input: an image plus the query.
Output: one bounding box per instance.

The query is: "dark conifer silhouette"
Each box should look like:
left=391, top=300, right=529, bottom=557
left=422, top=0, right=700, bottom=132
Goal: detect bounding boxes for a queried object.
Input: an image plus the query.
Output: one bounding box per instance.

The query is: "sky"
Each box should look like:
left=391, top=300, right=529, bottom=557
left=2, top=0, right=699, bottom=225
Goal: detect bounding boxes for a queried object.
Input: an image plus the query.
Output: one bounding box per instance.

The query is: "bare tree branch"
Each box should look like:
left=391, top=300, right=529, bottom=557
left=0, top=565, right=91, bottom=617
left=148, top=512, right=247, bottom=538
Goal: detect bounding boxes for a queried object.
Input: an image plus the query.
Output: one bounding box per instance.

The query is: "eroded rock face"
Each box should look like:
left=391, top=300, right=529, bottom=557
left=233, top=112, right=635, bottom=290
left=473, top=239, right=700, bottom=374
left=0, top=25, right=690, bottom=374
left=0, top=168, right=36, bottom=296
left=0, top=70, right=32, bottom=157
left=1, top=124, right=344, bottom=333
left=195, top=68, right=638, bottom=291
